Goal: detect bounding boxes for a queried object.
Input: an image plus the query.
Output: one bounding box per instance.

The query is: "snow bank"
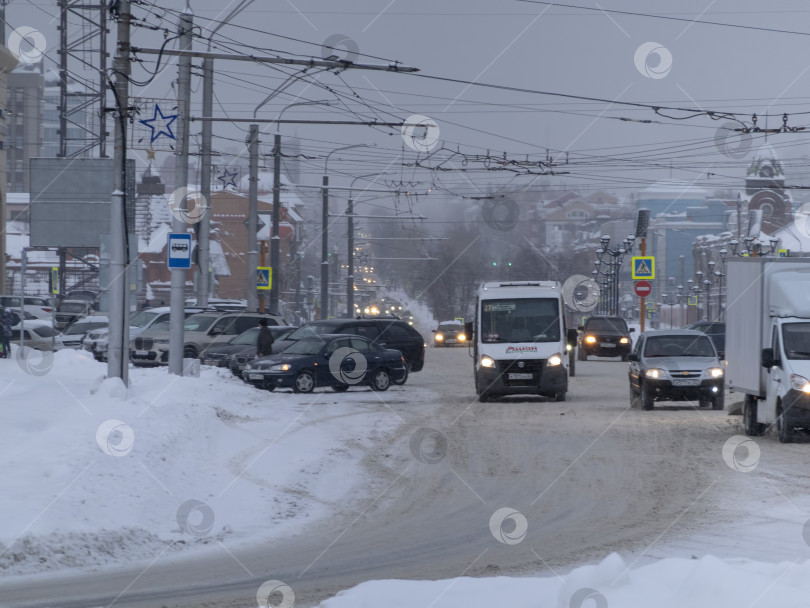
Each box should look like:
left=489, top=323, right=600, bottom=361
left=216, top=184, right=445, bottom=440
left=318, top=552, right=810, bottom=607
left=0, top=348, right=401, bottom=576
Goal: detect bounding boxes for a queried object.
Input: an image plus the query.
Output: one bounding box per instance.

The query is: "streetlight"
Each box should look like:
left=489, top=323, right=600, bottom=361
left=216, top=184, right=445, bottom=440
left=264, top=100, right=333, bottom=315
left=346, top=173, right=387, bottom=318
left=707, top=261, right=716, bottom=321
left=198, top=0, right=256, bottom=306
left=322, top=143, right=376, bottom=318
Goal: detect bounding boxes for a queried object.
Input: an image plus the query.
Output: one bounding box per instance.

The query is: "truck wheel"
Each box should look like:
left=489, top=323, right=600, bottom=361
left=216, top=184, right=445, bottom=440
left=711, top=391, right=724, bottom=411
left=555, top=390, right=566, bottom=402
left=577, top=347, right=587, bottom=361
left=776, top=402, right=794, bottom=443
left=641, top=382, right=654, bottom=410
left=743, top=395, right=765, bottom=436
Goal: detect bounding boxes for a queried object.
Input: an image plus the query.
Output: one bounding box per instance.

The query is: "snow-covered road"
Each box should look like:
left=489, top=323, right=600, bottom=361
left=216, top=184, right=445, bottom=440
left=2, top=346, right=810, bottom=607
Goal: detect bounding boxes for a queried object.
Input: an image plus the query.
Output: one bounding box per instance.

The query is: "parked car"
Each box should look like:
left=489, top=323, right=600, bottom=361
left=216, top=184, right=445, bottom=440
left=432, top=321, right=466, bottom=347
left=578, top=315, right=634, bottom=361
left=199, top=325, right=296, bottom=374
left=274, top=318, right=425, bottom=384
left=628, top=329, right=724, bottom=410
left=243, top=334, right=406, bottom=393
left=0, top=295, right=55, bottom=320
left=54, top=315, right=109, bottom=350
left=684, top=321, right=725, bottom=359
left=131, top=311, right=284, bottom=365
left=54, top=300, right=94, bottom=331
left=11, top=320, right=58, bottom=351
left=64, top=290, right=98, bottom=304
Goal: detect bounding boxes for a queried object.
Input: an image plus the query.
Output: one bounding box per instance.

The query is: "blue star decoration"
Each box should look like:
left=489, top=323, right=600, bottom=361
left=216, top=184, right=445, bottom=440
left=139, top=103, right=178, bottom=144
left=217, top=168, right=238, bottom=189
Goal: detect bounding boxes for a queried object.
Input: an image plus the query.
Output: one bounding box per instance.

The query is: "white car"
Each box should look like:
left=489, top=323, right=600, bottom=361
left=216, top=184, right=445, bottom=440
left=0, top=295, right=56, bottom=320
left=54, top=315, right=109, bottom=350
left=11, top=320, right=58, bottom=351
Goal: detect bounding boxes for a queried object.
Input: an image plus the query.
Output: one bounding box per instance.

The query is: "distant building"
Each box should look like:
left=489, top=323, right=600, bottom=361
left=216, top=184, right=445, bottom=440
left=0, top=44, right=17, bottom=293
left=7, top=62, right=42, bottom=193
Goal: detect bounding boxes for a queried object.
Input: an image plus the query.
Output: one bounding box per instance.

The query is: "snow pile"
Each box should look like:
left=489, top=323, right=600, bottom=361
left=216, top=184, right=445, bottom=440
left=0, top=348, right=402, bottom=576
left=318, top=552, right=810, bottom=607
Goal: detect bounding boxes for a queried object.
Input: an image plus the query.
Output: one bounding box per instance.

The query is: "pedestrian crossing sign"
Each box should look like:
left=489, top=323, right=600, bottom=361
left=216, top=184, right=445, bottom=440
left=631, top=256, right=655, bottom=280
left=256, top=267, right=272, bottom=290
left=688, top=295, right=698, bottom=306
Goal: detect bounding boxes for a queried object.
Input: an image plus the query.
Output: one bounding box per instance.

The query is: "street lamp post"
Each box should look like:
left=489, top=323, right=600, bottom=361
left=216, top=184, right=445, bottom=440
left=593, top=234, right=634, bottom=317
left=322, top=143, right=375, bottom=319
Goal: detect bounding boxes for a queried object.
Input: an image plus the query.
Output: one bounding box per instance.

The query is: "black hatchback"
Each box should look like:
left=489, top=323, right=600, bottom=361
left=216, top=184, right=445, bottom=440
left=274, top=318, right=425, bottom=383
left=577, top=315, right=634, bottom=361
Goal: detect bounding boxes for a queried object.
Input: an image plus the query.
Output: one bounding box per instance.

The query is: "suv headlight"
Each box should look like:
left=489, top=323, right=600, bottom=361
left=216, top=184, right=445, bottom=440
left=585, top=335, right=596, bottom=344
left=153, top=338, right=169, bottom=345
left=435, top=333, right=444, bottom=341
left=547, top=353, right=563, bottom=366
left=707, top=367, right=724, bottom=378
left=645, top=368, right=665, bottom=379
left=620, top=337, right=630, bottom=344
left=481, top=355, right=495, bottom=368
left=791, top=374, right=810, bottom=393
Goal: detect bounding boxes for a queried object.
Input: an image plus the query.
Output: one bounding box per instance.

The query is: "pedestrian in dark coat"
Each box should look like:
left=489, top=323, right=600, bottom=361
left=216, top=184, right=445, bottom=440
left=256, top=318, right=275, bottom=357
left=0, top=307, right=13, bottom=358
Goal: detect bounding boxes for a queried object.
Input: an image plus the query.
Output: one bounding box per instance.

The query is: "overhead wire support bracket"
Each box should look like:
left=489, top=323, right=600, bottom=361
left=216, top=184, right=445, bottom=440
left=129, top=47, right=419, bottom=72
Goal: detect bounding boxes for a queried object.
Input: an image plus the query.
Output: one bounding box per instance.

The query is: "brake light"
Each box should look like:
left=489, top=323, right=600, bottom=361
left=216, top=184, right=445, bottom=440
left=42, top=308, right=53, bottom=313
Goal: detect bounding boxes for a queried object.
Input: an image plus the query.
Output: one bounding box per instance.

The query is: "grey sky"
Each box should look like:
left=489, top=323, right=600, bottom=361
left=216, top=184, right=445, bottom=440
left=9, top=0, right=810, bottom=201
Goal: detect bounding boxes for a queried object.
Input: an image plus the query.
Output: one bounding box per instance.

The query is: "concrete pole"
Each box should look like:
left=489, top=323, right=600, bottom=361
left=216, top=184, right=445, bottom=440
left=270, top=132, right=281, bottom=314
left=107, top=0, right=130, bottom=383
left=168, top=3, right=193, bottom=375
left=321, top=175, right=329, bottom=319
left=347, top=197, right=354, bottom=318
left=197, top=53, right=213, bottom=306
left=247, top=124, right=259, bottom=312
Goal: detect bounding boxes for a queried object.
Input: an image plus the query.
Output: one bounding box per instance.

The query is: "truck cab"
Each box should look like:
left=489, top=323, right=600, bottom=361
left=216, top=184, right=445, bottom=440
left=470, top=281, right=576, bottom=402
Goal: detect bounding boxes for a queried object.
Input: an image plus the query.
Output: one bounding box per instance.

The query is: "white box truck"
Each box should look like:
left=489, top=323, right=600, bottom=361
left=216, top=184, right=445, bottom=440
left=726, top=257, right=810, bottom=442
left=468, top=281, right=577, bottom=402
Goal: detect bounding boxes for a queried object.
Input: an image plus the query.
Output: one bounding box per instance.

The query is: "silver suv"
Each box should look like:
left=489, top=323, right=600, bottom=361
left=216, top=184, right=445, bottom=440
left=131, top=311, right=284, bottom=365
left=628, top=329, right=725, bottom=410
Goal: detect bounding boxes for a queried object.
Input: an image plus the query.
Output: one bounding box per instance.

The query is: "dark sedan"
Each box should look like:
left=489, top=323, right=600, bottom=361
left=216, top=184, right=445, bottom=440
left=200, top=326, right=296, bottom=375
left=242, top=334, right=407, bottom=393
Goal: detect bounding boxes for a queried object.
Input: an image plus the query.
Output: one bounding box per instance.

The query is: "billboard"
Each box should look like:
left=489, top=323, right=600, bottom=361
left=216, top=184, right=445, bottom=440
left=30, top=158, right=136, bottom=248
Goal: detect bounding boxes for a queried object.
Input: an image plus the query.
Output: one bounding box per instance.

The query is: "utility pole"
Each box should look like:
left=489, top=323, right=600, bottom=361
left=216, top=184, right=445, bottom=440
left=196, top=0, right=255, bottom=306
left=321, top=174, right=329, bottom=319
left=107, top=0, right=130, bottom=383
left=168, top=2, right=193, bottom=375
left=246, top=124, right=259, bottom=312
left=347, top=196, right=354, bottom=318
left=270, top=132, right=281, bottom=314
left=197, top=49, right=213, bottom=307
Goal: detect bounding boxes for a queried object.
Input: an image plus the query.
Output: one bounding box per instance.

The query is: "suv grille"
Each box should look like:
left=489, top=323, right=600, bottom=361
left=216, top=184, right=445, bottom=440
left=669, top=370, right=702, bottom=379
left=134, top=337, right=154, bottom=350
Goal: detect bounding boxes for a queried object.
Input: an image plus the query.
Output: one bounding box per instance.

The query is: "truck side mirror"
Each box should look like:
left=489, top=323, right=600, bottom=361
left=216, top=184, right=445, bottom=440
left=464, top=322, right=473, bottom=339
left=761, top=347, right=775, bottom=368
left=566, top=328, right=579, bottom=347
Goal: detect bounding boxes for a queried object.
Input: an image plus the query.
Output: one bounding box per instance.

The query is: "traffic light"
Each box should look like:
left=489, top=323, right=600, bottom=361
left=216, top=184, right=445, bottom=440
left=492, top=262, right=497, bottom=266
